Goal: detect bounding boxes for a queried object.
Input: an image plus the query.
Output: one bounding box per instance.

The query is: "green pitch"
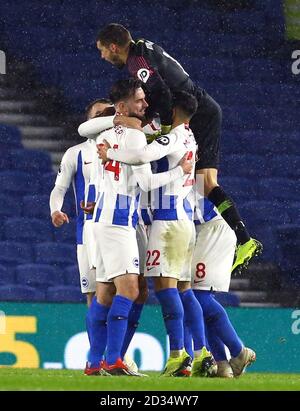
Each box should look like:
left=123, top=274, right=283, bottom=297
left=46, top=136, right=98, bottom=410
left=0, top=369, right=300, bottom=391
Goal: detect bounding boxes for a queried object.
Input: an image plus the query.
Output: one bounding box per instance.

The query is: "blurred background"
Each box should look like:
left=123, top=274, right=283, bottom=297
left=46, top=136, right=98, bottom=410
left=0, top=0, right=299, bottom=372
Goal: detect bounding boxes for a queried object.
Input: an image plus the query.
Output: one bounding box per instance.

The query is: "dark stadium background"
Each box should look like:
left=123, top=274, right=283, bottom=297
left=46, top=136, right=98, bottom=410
left=0, top=0, right=299, bottom=373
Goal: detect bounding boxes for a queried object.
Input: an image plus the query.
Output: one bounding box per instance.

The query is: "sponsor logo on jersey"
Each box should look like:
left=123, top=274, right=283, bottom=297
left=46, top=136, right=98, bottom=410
left=132, top=257, right=139, bottom=268
left=137, top=68, right=150, bottom=83
left=81, top=277, right=89, bottom=288
left=114, top=125, right=125, bottom=135
left=84, top=161, right=92, bottom=165
left=156, top=136, right=170, bottom=146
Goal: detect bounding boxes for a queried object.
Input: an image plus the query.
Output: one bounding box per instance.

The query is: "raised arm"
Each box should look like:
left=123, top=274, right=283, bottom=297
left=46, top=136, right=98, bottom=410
left=78, top=115, right=143, bottom=139
left=100, top=134, right=176, bottom=165
left=133, top=162, right=185, bottom=192
left=126, top=129, right=192, bottom=191
left=78, top=116, right=115, bottom=138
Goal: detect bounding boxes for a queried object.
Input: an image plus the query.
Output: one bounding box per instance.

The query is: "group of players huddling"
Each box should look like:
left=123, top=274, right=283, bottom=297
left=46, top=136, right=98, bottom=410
left=50, top=24, right=260, bottom=378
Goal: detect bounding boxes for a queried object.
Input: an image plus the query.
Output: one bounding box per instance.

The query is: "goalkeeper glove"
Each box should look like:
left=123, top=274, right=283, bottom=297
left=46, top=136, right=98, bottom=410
left=161, top=124, right=172, bottom=135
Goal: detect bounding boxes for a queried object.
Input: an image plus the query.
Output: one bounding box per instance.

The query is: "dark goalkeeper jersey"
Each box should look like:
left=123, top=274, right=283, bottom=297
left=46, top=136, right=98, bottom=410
left=126, top=39, right=201, bottom=125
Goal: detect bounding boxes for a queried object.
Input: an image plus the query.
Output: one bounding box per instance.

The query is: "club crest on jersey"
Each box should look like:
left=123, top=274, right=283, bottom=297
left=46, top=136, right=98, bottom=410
left=156, top=136, right=170, bottom=146
left=81, top=277, right=89, bottom=288
left=137, top=68, right=150, bottom=83
left=132, top=257, right=139, bottom=268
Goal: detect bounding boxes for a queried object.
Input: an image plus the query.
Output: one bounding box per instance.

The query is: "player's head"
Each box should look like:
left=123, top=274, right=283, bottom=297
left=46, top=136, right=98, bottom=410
left=109, top=78, right=148, bottom=121
left=96, top=23, right=132, bottom=68
left=85, top=98, right=114, bottom=120
left=172, top=91, right=198, bottom=122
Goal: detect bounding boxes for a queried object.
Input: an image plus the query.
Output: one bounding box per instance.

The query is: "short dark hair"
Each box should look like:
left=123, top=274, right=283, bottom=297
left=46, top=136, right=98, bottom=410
left=109, top=78, right=143, bottom=104
left=97, top=23, right=132, bottom=47
left=172, top=91, right=198, bottom=118
left=85, top=98, right=112, bottom=119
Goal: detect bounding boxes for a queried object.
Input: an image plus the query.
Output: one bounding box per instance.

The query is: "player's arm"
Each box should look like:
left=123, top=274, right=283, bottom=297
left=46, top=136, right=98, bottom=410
left=100, top=133, right=177, bottom=165
left=78, top=115, right=143, bottom=139
left=127, top=130, right=192, bottom=191
left=134, top=40, right=173, bottom=128
left=50, top=185, right=70, bottom=227
left=49, top=149, right=75, bottom=226
left=133, top=162, right=187, bottom=192
left=78, top=116, right=114, bottom=138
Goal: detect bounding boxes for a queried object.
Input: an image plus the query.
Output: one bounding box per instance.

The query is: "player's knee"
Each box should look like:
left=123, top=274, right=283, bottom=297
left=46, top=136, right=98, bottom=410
left=177, top=281, right=190, bottom=293
left=96, top=286, right=115, bottom=306
left=121, top=282, right=140, bottom=301
left=204, top=182, right=218, bottom=197
left=86, top=292, right=95, bottom=307
left=202, top=174, right=219, bottom=196
left=97, top=294, right=113, bottom=307
left=136, top=285, right=149, bottom=304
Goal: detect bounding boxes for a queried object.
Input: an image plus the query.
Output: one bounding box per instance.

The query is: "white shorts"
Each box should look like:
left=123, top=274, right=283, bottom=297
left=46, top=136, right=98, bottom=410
left=191, top=219, right=236, bottom=292
left=83, top=220, right=97, bottom=269
left=77, top=244, right=96, bottom=293
left=93, top=223, right=140, bottom=282
left=136, top=223, right=148, bottom=274
left=145, top=220, right=195, bottom=281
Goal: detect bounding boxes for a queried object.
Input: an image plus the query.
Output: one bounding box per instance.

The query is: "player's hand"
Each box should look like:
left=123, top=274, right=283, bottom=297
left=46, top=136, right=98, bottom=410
left=80, top=201, right=95, bottom=215
left=180, top=153, right=194, bottom=175
left=51, top=211, right=69, bottom=227
left=161, top=124, right=172, bottom=134
left=97, top=140, right=111, bottom=163
left=114, top=114, right=143, bottom=131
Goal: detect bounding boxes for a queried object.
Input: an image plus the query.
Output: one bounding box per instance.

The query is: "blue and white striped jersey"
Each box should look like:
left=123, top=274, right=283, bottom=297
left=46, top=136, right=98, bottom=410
left=93, top=126, right=148, bottom=228
left=151, top=124, right=197, bottom=221
left=55, top=139, right=96, bottom=244
left=194, top=192, right=222, bottom=226
left=105, top=123, right=197, bottom=221
left=93, top=125, right=185, bottom=227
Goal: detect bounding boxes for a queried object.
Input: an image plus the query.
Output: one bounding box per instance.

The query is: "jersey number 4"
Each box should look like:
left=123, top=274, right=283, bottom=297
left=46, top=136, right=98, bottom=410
left=104, top=144, right=120, bottom=181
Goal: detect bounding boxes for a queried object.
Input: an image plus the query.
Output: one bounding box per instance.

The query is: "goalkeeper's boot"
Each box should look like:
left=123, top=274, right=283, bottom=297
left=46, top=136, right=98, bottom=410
left=191, top=347, right=217, bottom=377
left=216, top=360, right=234, bottom=378
left=122, top=354, right=149, bottom=377
left=231, top=238, right=263, bottom=275
left=103, top=358, right=147, bottom=377
left=162, top=349, right=192, bottom=377
left=229, top=347, right=256, bottom=377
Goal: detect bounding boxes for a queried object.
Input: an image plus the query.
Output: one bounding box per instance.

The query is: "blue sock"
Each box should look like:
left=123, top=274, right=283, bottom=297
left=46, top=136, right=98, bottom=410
left=206, top=323, right=228, bottom=361
left=86, top=296, right=110, bottom=367
left=121, top=303, right=144, bottom=359
left=180, top=289, right=206, bottom=351
left=183, top=316, right=194, bottom=358
left=155, top=288, right=184, bottom=351
left=106, top=295, right=133, bottom=365
left=194, top=290, right=243, bottom=358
